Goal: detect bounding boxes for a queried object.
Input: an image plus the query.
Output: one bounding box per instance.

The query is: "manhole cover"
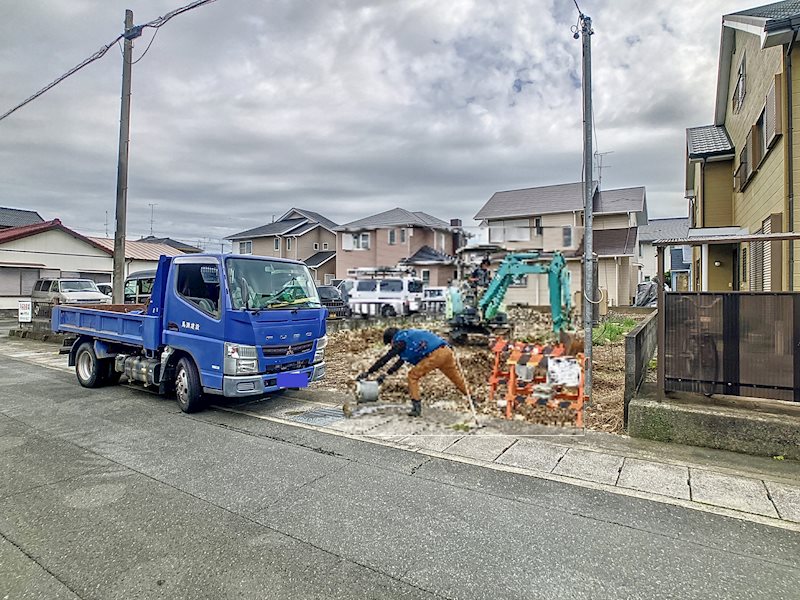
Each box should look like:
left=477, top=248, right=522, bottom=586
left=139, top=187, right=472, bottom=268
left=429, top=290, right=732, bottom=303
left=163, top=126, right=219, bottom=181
left=291, top=407, right=344, bottom=426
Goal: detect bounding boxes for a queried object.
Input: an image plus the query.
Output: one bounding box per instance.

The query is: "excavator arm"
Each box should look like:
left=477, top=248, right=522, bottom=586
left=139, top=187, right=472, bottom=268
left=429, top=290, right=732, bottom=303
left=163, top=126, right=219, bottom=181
left=477, top=251, right=571, bottom=332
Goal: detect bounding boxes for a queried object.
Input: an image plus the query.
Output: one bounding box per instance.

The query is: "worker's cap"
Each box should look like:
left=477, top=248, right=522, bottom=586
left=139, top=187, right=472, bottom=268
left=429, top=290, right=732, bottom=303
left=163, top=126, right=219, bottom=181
left=383, top=327, right=398, bottom=345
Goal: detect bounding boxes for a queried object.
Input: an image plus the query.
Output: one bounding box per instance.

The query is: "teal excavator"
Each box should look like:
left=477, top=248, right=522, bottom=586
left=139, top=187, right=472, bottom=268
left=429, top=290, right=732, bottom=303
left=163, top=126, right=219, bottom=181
left=446, top=251, right=572, bottom=344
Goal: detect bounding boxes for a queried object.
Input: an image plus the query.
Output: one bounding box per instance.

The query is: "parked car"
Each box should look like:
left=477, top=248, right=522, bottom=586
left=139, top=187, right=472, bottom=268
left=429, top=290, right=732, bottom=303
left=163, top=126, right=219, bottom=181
left=317, top=285, right=352, bottom=318
left=96, top=283, right=112, bottom=296
left=421, top=286, right=447, bottom=314
left=348, top=277, right=424, bottom=317
left=31, top=278, right=111, bottom=305
left=124, top=270, right=156, bottom=304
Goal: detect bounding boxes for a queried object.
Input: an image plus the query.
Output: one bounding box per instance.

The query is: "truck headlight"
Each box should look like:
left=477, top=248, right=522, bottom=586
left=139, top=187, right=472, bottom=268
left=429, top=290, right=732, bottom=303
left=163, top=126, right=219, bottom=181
left=313, top=350, right=324, bottom=364
left=316, top=335, right=328, bottom=350
left=224, top=342, right=259, bottom=375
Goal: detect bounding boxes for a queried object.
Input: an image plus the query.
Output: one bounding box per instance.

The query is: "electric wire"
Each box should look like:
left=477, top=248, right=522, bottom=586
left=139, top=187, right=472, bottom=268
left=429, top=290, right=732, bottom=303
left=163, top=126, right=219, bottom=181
left=0, top=35, right=123, bottom=123
left=0, top=0, right=218, bottom=123
left=131, top=27, right=160, bottom=65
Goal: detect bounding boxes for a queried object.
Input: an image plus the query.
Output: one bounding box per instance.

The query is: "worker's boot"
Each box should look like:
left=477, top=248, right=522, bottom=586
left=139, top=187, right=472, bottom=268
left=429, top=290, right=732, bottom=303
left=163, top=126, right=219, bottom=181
left=408, top=400, right=422, bottom=417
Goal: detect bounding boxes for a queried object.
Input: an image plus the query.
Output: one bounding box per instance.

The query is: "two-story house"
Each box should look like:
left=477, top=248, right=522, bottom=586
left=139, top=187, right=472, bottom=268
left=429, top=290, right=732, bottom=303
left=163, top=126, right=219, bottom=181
left=638, top=217, right=691, bottom=287
left=335, top=208, right=458, bottom=286
left=226, top=208, right=339, bottom=285
left=686, top=1, right=800, bottom=292
left=474, top=181, right=647, bottom=306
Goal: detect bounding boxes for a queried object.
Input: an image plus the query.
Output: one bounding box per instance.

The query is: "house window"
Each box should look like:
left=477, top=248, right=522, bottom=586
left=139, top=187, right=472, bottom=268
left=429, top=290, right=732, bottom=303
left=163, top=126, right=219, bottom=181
left=274, top=238, right=280, bottom=251
left=239, top=241, right=252, bottom=254
left=389, top=229, right=397, bottom=245
left=741, top=246, right=747, bottom=283
left=314, top=242, right=319, bottom=250
left=756, top=110, right=767, bottom=166
left=353, top=232, right=370, bottom=250
left=421, top=269, right=430, bottom=284
left=437, top=232, right=446, bottom=250
left=400, top=229, right=407, bottom=243
left=533, top=217, right=543, bottom=236
left=562, top=226, right=573, bottom=247
left=323, top=242, right=329, bottom=250
left=733, top=53, right=746, bottom=114
left=489, top=219, right=530, bottom=243
left=286, top=238, right=292, bottom=251
left=735, top=144, right=749, bottom=192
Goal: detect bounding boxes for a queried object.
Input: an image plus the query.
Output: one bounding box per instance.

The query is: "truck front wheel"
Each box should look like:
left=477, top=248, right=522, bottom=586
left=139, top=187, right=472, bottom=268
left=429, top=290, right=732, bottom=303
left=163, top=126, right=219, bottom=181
left=175, top=357, right=204, bottom=413
left=75, top=343, right=103, bottom=388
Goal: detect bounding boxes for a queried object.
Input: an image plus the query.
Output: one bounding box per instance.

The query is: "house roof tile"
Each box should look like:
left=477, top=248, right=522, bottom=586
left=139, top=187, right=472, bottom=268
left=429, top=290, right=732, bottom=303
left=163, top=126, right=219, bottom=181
left=686, top=125, right=734, bottom=159
left=337, top=208, right=450, bottom=231
left=591, top=227, right=638, bottom=256
left=730, top=0, right=800, bottom=24
left=138, top=236, right=202, bottom=253
left=282, top=208, right=339, bottom=230
left=401, top=245, right=455, bottom=265
left=475, top=182, right=646, bottom=221
left=639, top=217, right=690, bottom=242
left=303, top=250, right=336, bottom=268
left=0, top=219, right=109, bottom=253
left=0, top=206, right=44, bottom=229
left=226, top=218, right=308, bottom=240
left=89, top=237, right=185, bottom=260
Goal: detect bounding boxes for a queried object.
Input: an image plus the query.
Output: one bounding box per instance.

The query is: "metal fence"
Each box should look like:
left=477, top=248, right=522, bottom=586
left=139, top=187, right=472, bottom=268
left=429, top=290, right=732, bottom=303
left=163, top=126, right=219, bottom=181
left=664, top=292, right=799, bottom=402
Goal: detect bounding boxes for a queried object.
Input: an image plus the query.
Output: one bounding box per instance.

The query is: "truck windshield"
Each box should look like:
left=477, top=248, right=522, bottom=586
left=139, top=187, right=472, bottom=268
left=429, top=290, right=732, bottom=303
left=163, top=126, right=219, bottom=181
left=226, top=258, right=321, bottom=311
left=60, top=280, right=98, bottom=292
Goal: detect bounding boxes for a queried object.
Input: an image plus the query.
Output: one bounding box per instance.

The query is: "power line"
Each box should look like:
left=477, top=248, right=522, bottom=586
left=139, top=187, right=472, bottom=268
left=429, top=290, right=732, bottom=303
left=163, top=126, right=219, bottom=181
left=0, top=35, right=123, bottom=122
left=132, top=27, right=160, bottom=65
left=0, top=0, right=218, bottom=124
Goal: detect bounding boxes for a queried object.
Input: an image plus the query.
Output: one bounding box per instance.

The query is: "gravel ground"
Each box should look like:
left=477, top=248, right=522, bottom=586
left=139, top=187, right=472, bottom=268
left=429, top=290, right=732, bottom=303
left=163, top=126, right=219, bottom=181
left=316, top=308, right=645, bottom=434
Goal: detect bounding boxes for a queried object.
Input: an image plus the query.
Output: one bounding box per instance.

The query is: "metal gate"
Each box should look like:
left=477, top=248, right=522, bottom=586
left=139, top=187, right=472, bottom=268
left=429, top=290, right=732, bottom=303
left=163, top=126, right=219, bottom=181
left=664, top=292, right=799, bottom=402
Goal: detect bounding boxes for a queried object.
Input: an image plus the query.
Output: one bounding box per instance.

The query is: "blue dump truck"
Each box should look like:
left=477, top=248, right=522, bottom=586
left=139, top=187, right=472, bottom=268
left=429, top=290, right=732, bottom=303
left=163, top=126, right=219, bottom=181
left=52, top=254, right=328, bottom=413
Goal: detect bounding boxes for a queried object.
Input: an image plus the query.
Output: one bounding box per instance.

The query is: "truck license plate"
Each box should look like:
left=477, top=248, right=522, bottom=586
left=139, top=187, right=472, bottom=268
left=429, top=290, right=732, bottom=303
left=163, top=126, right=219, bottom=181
left=276, top=371, right=308, bottom=388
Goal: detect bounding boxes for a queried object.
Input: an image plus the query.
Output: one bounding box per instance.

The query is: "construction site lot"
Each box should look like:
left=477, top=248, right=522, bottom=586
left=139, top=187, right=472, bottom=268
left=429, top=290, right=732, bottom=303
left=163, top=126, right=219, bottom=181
left=315, top=308, right=646, bottom=434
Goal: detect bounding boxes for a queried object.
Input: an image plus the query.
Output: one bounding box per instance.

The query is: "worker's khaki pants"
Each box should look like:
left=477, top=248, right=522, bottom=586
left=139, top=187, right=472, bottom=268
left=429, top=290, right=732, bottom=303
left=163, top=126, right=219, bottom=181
left=408, top=346, right=469, bottom=401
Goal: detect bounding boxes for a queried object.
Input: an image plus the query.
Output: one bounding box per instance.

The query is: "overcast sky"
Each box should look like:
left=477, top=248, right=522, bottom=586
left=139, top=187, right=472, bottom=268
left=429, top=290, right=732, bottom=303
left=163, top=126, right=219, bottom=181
left=0, top=0, right=759, bottom=246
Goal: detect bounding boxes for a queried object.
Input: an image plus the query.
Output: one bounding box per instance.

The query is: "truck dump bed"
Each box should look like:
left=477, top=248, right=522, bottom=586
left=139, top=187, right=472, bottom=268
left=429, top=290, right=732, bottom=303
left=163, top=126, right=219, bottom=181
left=52, top=304, right=162, bottom=351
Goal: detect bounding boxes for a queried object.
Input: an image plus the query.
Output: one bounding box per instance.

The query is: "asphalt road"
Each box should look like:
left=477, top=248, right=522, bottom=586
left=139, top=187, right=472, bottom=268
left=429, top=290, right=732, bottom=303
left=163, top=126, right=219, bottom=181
left=1, top=356, right=799, bottom=600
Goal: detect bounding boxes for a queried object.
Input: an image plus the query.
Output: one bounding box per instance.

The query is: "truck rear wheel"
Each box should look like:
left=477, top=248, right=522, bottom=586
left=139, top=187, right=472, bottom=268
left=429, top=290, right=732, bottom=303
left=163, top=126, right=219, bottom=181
left=75, top=343, right=103, bottom=388
left=175, top=357, right=204, bottom=413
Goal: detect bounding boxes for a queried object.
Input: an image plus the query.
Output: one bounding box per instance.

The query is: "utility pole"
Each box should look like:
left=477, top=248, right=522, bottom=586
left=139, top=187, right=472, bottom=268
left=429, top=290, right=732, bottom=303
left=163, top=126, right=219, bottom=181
left=576, top=6, right=595, bottom=405
left=112, top=9, right=139, bottom=303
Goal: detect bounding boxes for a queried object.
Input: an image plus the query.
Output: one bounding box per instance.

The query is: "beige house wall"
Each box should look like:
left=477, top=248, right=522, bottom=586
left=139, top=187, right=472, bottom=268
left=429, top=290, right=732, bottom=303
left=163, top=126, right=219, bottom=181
left=247, top=227, right=337, bottom=264
left=487, top=212, right=580, bottom=253
left=294, top=227, right=336, bottom=261
left=594, top=214, right=629, bottom=230
left=503, top=261, right=582, bottom=307
left=702, top=161, right=734, bottom=227
left=335, top=226, right=453, bottom=279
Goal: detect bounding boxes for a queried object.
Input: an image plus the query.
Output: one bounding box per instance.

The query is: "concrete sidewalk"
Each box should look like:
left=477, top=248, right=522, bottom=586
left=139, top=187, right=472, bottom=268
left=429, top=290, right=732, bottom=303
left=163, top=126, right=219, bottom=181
left=3, top=334, right=799, bottom=530
left=263, top=388, right=800, bottom=530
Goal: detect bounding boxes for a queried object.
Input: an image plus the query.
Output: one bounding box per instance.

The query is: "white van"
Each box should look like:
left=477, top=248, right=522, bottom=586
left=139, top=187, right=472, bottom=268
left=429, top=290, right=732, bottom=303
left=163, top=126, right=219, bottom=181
left=348, top=277, right=424, bottom=317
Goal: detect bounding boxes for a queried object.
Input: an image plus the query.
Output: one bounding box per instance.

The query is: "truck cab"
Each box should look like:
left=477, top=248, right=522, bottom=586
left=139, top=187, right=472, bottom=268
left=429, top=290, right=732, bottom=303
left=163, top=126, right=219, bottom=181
left=53, top=254, right=328, bottom=412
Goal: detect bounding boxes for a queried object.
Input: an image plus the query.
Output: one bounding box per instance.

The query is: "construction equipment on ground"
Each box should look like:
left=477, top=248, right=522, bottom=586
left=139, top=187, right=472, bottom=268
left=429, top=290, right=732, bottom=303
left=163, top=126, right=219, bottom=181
left=488, top=337, right=585, bottom=427
left=446, top=251, right=572, bottom=344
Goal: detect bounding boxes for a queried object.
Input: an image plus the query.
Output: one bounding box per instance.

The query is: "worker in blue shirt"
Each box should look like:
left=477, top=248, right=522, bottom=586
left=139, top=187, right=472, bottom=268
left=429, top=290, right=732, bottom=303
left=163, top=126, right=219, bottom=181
left=358, top=327, right=470, bottom=417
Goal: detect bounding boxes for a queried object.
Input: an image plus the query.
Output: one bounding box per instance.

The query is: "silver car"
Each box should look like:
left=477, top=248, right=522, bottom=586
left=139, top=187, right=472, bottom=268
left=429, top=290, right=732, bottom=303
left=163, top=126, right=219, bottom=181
left=31, top=278, right=111, bottom=305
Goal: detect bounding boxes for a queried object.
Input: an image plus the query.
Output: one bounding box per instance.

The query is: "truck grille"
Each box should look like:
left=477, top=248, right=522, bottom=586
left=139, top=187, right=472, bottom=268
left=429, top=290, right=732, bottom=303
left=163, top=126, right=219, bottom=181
left=265, top=359, right=310, bottom=374
left=262, top=341, right=314, bottom=357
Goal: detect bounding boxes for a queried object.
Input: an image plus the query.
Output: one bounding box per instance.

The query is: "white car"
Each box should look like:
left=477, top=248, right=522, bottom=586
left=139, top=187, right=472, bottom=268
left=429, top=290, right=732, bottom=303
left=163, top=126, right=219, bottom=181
left=31, top=278, right=112, bottom=305
left=348, top=277, right=424, bottom=317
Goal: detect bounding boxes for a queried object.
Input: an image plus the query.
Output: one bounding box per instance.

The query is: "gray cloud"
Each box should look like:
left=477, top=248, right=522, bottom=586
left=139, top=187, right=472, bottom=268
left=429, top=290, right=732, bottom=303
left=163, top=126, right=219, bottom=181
left=0, top=0, right=758, bottom=245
